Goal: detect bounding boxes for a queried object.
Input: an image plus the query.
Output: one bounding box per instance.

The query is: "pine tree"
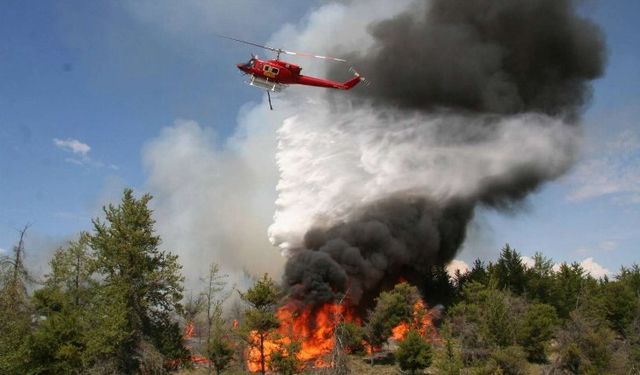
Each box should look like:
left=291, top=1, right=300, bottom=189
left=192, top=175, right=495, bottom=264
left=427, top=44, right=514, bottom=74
left=551, top=263, right=587, bottom=319
left=395, top=329, right=432, bottom=375
left=89, top=188, right=187, bottom=372
left=524, top=252, right=555, bottom=304
left=201, top=264, right=235, bottom=375
left=431, top=326, right=463, bottom=375
left=363, top=282, right=420, bottom=363
left=27, top=234, right=96, bottom=373
left=516, top=303, right=558, bottom=362
left=207, top=332, right=235, bottom=375
left=494, top=244, right=527, bottom=295
left=269, top=341, right=302, bottom=375
left=0, top=226, right=33, bottom=375
left=458, top=258, right=489, bottom=290
left=422, top=265, right=457, bottom=306
left=240, top=273, right=280, bottom=375
left=201, top=262, right=233, bottom=368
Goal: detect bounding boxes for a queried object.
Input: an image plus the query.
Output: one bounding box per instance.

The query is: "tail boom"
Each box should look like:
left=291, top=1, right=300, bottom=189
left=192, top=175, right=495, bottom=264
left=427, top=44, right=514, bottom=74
left=295, top=74, right=363, bottom=90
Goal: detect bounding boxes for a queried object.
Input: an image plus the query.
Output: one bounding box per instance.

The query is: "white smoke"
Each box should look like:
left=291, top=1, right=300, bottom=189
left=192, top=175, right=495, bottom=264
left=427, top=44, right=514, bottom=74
left=142, top=113, right=286, bottom=287
left=269, top=105, right=580, bottom=251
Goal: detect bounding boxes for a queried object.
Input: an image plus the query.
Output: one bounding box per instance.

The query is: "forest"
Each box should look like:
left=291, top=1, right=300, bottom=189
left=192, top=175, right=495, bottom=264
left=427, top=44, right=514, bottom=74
left=1, top=189, right=639, bottom=375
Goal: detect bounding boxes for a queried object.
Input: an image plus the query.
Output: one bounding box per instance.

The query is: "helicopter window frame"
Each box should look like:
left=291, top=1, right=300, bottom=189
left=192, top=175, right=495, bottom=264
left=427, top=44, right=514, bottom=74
left=271, top=67, right=279, bottom=75
left=263, top=65, right=271, bottom=72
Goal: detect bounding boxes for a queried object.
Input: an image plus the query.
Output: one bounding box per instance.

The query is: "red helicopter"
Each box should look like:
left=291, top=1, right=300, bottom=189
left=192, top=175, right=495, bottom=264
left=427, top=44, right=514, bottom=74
left=220, top=36, right=364, bottom=109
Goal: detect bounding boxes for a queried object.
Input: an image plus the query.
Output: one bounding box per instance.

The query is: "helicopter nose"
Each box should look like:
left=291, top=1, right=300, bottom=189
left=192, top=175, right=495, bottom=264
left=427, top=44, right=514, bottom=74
left=237, top=64, right=246, bottom=71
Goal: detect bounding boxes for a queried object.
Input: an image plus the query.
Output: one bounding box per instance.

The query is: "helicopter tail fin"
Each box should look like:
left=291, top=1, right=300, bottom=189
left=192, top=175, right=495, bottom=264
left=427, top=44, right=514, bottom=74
left=342, top=75, right=362, bottom=90
left=341, top=67, right=365, bottom=89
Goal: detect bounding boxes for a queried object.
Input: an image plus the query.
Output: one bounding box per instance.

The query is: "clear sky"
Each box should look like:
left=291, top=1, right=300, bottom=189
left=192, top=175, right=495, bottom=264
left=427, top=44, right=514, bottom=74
left=1, top=1, right=638, bottom=278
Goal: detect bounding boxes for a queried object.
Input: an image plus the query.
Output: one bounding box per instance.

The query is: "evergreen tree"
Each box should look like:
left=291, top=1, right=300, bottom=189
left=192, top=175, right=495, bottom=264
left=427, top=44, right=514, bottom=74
left=493, top=244, right=527, bottom=295
left=553, top=311, right=621, bottom=374
left=484, top=287, right=517, bottom=347
left=431, top=329, right=463, bottom=375
left=337, top=321, right=366, bottom=355
left=269, top=341, right=302, bottom=375
left=363, top=282, right=420, bottom=360
left=240, top=273, right=280, bottom=375
left=0, top=226, right=33, bottom=375
left=46, top=233, right=96, bottom=305
left=552, top=263, right=587, bottom=319
left=524, top=252, right=555, bottom=304
left=626, top=315, right=640, bottom=371
left=618, top=264, right=640, bottom=298
left=376, top=282, right=420, bottom=330
left=207, top=332, right=235, bottom=375
left=600, top=281, right=638, bottom=335
left=516, top=303, right=558, bottom=362
left=395, top=329, right=432, bottom=374
left=489, top=345, right=528, bottom=375
left=200, top=262, right=233, bottom=373
left=89, top=188, right=187, bottom=372
left=458, top=259, right=489, bottom=290
left=422, top=265, right=457, bottom=306
left=27, top=234, right=96, bottom=374
left=446, top=282, right=525, bottom=365
left=363, top=305, right=388, bottom=363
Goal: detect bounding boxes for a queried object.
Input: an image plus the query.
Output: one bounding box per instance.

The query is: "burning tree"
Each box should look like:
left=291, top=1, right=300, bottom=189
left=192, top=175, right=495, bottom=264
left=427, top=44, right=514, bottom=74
left=238, top=278, right=440, bottom=373
left=240, top=273, right=281, bottom=374
left=200, top=262, right=234, bottom=373
left=269, top=341, right=303, bottom=375
left=363, top=282, right=437, bottom=358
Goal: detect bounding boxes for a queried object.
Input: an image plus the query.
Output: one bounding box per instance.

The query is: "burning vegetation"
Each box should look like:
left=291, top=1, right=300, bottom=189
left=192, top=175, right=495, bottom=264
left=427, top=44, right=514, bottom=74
left=242, top=279, right=439, bottom=373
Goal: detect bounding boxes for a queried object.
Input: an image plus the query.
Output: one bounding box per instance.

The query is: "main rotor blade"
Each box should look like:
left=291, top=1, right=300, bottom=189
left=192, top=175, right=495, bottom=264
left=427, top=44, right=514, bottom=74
left=218, top=34, right=347, bottom=62
left=282, top=50, right=346, bottom=62
left=217, top=34, right=280, bottom=54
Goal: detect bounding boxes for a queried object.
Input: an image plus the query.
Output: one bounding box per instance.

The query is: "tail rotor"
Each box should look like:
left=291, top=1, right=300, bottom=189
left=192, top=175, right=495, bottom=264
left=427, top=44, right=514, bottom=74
left=349, top=66, right=370, bottom=87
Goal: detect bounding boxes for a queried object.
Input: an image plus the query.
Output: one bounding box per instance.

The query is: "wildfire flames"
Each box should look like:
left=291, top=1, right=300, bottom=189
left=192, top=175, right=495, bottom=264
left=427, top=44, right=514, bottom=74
left=246, top=291, right=438, bottom=372
left=390, top=300, right=438, bottom=342
left=182, top=321, right=210, bottom=365
left=247, top=302, right=357, bottom=372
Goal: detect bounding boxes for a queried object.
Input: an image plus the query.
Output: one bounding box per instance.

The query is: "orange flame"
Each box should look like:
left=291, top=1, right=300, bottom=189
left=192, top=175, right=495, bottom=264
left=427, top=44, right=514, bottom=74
left=246, top=301, right=357, bottom=372
left=245, top=287, right=439, bottom=372
left=390, top=300, right=437, bottom=342
left=183, top=321, right=195, bottom=339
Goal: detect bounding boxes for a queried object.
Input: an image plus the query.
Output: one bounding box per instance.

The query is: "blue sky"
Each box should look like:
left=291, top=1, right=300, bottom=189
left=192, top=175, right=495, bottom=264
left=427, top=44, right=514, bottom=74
left=1, top=1, right=638, bottom=277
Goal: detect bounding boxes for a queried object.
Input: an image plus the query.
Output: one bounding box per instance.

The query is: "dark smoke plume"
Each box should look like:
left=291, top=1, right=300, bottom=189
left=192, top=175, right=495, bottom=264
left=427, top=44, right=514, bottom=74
left=333, top=0, right=606, bottom=118
left=285, top=196, right=472, bottom=307
left=280, top=0, right=606, bottom=308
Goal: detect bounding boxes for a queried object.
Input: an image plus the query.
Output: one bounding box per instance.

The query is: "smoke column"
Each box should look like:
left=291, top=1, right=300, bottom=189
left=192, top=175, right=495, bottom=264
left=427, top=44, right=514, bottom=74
left=269, top=0, right=606, bottom=308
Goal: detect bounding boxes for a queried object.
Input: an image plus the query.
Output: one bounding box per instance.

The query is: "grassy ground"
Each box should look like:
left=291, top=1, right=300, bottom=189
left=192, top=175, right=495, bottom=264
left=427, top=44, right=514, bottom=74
left=173, top=354, right=550, bottom=374
left=173, top=354, right=401, bottom=374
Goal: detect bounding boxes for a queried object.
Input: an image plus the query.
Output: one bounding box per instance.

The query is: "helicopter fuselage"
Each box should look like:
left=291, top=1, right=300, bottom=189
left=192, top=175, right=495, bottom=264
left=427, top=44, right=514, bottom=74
left=236, top=58, right=361, bottom=90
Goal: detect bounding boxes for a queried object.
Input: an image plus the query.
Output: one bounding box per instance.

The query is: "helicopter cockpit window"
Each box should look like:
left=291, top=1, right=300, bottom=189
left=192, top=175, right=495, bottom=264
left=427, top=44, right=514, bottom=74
left=248, top=59, right=255, bottom=67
